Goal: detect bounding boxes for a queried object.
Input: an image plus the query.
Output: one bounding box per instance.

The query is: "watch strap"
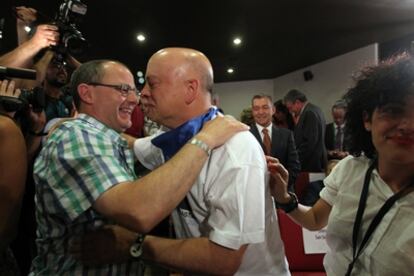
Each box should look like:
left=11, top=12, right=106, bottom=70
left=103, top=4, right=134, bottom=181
left=130, top=234, right=145, bottom=259
left=275, top=192, right=299, bottom=213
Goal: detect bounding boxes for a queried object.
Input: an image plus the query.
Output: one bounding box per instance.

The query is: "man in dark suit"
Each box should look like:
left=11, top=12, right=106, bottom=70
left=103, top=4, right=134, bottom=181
left=250, top=94, right=300, bottom=191
left=325, top=100, right=349, bottom=160
left=284, top=89, right=327, bottom=172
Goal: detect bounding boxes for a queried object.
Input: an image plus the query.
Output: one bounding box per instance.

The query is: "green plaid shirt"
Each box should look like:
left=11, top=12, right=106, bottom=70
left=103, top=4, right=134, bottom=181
left=31, top=114, right=142, bottom=275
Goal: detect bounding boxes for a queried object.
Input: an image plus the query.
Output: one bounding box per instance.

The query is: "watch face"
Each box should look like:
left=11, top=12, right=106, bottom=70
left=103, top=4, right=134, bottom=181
left=130, top=243, right=143, bottom=258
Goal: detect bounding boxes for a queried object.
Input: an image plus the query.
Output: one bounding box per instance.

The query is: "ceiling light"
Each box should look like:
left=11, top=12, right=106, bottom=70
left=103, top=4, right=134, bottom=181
left=136, top=34, right=146, bottom=42
left=136, top=71, right=144, bottom=77
left=138, top=77, right=145, bottom=84
left=233, top=37, right=242, bottom=46
left=24, top=26, right=31, bottom=33
left=227, top=68, right=234, bottom=74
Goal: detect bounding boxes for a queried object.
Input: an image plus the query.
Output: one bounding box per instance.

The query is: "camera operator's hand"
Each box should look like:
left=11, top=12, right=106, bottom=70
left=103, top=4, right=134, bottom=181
left=15, top=6, right=37, bottom=25
left=0, top=80, right=21, bottom=118
left=0, top=80, right=21, bottom=99
left=30, top=24, right=60, bottom=50
left=15, top=6, right=38, bottom=46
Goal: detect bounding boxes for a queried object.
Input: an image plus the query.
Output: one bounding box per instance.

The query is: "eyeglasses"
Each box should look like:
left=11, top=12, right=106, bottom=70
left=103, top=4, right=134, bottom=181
left=87, top=82, right=140, bottom=98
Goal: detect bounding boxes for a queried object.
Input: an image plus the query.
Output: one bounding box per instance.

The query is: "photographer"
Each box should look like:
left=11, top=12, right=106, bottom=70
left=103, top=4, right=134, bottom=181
left=1, top=6, right=80, bottom=122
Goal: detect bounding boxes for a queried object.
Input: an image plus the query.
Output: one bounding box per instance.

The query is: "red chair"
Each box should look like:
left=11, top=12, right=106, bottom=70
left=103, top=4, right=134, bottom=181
left=294, top=172, right=310, bottom=200
left=277, top=210, right=326, bottom=276
left=295, top=172, right=326, bottom=204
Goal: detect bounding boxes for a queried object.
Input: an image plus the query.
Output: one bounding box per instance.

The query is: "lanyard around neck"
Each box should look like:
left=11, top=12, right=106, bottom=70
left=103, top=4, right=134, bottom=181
left=346, top=159, right=414, bottom=276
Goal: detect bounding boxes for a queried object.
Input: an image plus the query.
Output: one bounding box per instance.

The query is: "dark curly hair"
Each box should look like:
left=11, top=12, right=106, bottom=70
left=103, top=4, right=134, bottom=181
left=343, top=52, right=414, bottom=158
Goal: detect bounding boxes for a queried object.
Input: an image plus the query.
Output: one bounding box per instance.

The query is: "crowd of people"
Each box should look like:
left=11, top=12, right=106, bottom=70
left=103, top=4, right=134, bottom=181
left=1, top=6, right=413, bottom=276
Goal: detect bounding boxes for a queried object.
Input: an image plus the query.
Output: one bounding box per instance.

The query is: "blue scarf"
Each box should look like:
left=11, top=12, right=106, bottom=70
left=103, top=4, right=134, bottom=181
left=151, top=107, right=218, bottom=160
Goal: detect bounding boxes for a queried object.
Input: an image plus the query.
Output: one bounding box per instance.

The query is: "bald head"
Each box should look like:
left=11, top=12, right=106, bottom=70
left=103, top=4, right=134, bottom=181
left=140, top=47, right=216, bottom=128
left=149, top=47, right=214, bottom=93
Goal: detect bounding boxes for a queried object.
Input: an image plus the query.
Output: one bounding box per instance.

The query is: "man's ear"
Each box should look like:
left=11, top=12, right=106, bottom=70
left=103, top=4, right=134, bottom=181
left=77, top=83, right=93, bottom=105
left=184, top=79, right=198, bottom=105
left=362, top=111, right=371, bottom=131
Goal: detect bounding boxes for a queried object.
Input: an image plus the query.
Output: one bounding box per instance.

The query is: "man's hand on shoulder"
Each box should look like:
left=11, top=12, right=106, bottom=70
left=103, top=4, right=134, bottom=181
left=196, top=115, right=249, bottom=149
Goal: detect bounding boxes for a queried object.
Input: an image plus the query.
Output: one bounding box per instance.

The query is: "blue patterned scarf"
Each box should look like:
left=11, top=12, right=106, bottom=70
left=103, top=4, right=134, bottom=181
left=151, top=107, right=218, bottom=160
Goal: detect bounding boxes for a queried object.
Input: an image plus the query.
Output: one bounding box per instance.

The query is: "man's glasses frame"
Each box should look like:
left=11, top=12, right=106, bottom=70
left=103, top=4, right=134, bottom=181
left=87, top=82, right=140, bottom=97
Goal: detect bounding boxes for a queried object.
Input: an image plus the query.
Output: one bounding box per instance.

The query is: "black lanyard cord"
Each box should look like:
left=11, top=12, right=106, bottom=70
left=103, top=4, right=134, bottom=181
left=345, top=159, right=414, bottom=276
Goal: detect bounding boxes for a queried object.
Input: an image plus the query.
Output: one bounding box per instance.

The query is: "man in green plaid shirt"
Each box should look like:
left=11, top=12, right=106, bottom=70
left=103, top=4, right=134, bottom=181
left=30, top=59, right=247, bottom=275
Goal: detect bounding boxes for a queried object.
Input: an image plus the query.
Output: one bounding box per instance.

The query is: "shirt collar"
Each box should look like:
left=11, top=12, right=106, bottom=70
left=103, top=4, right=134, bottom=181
left=77, top=113, right=128, bottom=147
left=256, top=123, right=272, bottom=133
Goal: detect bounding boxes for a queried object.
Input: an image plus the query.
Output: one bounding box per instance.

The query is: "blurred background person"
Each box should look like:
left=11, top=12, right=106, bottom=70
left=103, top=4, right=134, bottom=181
left=273, top=99, right=295, bottom=131
left=250, top=94, right=300, bottom=191
left=284, top=89, right=327, bottom=172
left=325, top=99, right=349, bottom=160
left=239, top=106, right=254, bottom=125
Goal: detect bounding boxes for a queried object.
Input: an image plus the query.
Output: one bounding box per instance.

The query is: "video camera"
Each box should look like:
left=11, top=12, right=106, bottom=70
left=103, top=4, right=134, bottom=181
left=53, top=0, right=88, bottom=58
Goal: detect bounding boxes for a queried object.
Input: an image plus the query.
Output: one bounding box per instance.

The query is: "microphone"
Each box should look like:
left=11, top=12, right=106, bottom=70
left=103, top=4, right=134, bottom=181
left=0, top=66, right=37, bottom=80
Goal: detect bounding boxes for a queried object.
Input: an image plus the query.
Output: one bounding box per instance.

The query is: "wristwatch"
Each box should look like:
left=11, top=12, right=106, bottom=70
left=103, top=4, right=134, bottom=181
left=275, top=192, right=299, bottom=213
left=130, top=234, right=145, bottom=259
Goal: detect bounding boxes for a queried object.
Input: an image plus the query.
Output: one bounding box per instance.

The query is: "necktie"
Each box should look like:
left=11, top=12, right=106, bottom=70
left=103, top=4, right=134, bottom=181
left=335, top=125, right=343, bottom=151
left=262, top=128, right=271, bottom=155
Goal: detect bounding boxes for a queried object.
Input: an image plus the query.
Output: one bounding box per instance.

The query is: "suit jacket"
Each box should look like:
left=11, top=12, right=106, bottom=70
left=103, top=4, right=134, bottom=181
left=294, top=102, right=327, bottom=172
left=325, top=123, right=348, bottom=151
left=250, top=124, right=301, bottom=191
left=325, top=122, right=336, bottom=151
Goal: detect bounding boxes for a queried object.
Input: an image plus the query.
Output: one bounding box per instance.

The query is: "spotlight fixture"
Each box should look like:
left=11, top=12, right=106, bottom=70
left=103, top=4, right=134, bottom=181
left=24, top=26, right=31, bottom=33
left=227, top=68, right=234, bottom=74
left=136, top=34, right=146, bottom=42
left=233, top=37, right=242, bottom=46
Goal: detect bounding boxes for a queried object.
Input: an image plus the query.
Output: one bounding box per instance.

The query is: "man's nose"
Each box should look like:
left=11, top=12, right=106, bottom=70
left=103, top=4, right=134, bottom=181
left=140, top=85, right=150, bottom=97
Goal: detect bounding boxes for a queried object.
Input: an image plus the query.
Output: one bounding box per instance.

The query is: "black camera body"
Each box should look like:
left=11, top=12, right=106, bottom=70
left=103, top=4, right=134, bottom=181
left=0, top=87, right=45, bottom=113
left=54, top=0, right=88, bottom=57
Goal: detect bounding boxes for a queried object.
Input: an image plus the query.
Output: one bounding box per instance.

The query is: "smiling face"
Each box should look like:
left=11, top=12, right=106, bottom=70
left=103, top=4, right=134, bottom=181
left=364, top=95, right=414, bottom=165
left=252, top=97, right=274, bottom=127
left=88, top=62, right=138, bottom=132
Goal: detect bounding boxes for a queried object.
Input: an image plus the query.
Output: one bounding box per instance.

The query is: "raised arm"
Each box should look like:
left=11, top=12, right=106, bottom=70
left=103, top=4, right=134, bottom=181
left=267, top=156, right=331, bottom=230
left=0, top=24, right=59, bottom=68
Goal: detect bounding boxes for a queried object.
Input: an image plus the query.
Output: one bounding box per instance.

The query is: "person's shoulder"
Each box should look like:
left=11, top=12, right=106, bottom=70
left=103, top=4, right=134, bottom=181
left=334, top=155, right=370, bottom=173
left=232, top=129, right=259, bottom=143
left=220, top=131, right=264, bottom=157
left=46, top=117, right=101, bottom=147
left=0, top=115, right=20, bottom=134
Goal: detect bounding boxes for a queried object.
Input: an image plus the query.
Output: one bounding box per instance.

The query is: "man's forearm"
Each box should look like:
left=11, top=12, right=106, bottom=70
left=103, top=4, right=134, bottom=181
left=0, top=40, right=40, bottom=68
left=143, top=236, right=246, bottom=275
left=94, top=141, right=210, bottom=233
